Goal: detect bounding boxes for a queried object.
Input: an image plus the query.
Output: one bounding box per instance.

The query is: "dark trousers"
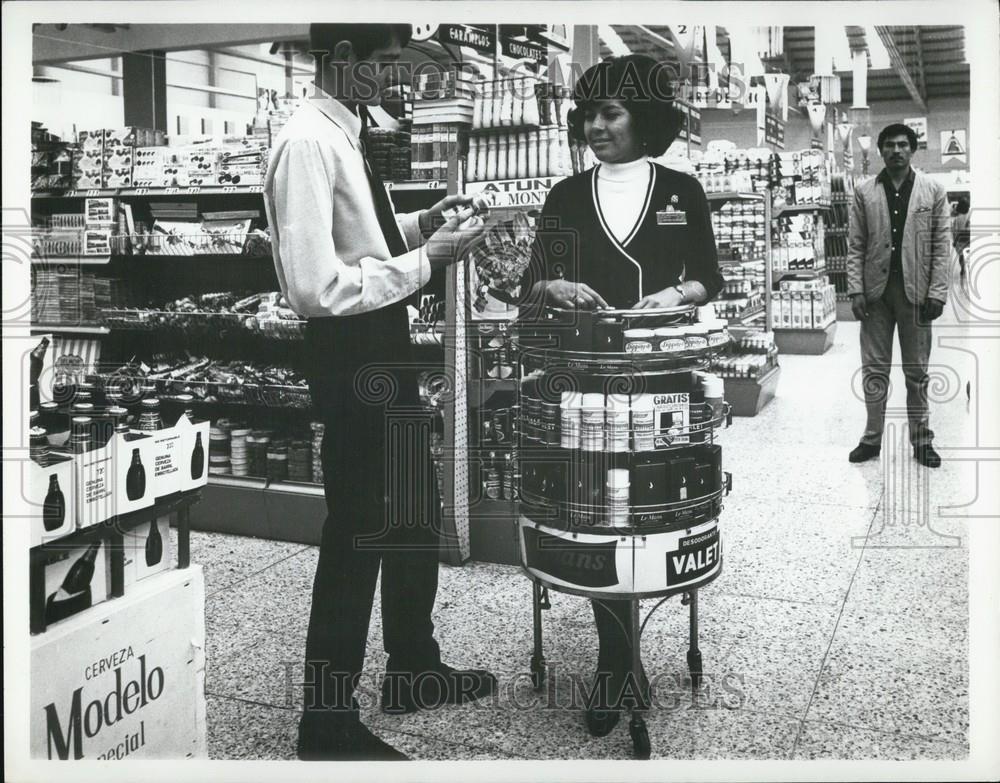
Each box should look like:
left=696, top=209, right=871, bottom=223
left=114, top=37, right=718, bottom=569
left=299, top=306, right=442, bottom=734
left=860, top=269, right=934, bottom=448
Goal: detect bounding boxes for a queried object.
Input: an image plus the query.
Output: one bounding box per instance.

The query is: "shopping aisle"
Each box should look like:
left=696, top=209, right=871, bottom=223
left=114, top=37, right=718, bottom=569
left=194, top=314, right=971, bottom=761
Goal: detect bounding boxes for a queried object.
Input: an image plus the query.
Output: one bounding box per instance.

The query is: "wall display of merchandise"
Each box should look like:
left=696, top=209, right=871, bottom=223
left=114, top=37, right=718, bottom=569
left=515, top=305, right=731, bottom=758
left=824, top=172, right=854, bottom=315
left=30, top=73, right=456, bottom=547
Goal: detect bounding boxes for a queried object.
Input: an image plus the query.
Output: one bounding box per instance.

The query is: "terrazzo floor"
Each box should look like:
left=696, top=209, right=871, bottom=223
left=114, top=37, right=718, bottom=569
left=193, top=285, right=979, bottom=761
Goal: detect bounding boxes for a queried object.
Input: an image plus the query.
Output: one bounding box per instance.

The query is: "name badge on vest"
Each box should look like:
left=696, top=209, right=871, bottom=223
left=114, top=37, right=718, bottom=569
left=656, top=205, right=687, bottom=226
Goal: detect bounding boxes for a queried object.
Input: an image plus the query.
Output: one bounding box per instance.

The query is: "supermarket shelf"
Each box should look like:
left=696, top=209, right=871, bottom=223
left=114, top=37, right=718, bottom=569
left=189, top=478, right=325, bottom=545
left=30, top=323, right=110, bottom=335
left=385, top=180, right=447, bottom=191
left=773, top=201, right=832, bottom=217
left=31, top=254, right=111, bottom=266
left=32, top=185, right=265, bottom=199
left=467, top=123, right=542, bottom=137
left=773, top=267, right=827, bottom=281
left=706, top=191, right=766, bottom=202
left=739, top=306, right=767, bottom=325
left=773, top=321, right=837, bottom=355
left=110, top=253, right=272, bottom=261
left=724, top=364, right=781, bottom=417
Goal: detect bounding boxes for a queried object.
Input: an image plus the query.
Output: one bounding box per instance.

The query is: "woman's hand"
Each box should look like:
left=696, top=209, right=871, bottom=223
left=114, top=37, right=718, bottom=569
left=544, top=279, right=610, bottom=310
left=633, top=286, right=685, bottom=309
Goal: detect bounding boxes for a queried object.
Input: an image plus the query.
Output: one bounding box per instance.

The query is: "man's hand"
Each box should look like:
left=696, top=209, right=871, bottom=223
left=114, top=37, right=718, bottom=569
left=633, top=286, right=685, bottom=310
left=425, top=208, right=488, bottom=270
left=851, top=293, right=869, bottom=321
left=544, top=279, right=609, bottom=310
left=921, top=297, right=945, bottom=322
left=419, top=194, right=486, bottom=238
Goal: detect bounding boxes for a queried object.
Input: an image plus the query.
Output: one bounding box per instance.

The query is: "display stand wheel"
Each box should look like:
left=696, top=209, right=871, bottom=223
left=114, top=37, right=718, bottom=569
left=629, top=713, right=651, bottom=759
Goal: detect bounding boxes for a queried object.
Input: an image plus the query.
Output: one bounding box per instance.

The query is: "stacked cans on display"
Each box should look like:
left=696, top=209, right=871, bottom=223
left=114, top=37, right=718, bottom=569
left=266, top=441, right=287, bottom=482
left=311, top=422, right=325, bottom=484
left=229, top=426, right=249, bottom=477
left=208, top=422, right=231, bottom=475
left=246, top=431, right=271, bottom=477
left=287, top=440, right=311, bottom=483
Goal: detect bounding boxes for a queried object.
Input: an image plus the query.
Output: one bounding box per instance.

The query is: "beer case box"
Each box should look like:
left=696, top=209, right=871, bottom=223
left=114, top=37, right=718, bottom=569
left=770, top=292, right=782, bottom=329
left=112, top=431, right=157, bottom=517
left=780, top=294, right=792, bottom=328
left=790, top=293, right=803, bottom=329
left=131, top=424, right=183, bottom=498
left=84, top=197, right=116, bottom=226
left=122, top=515, right=174, bottom=587
left=77, top=129, right=106, bottom=150
left=30, top=566, right=207, bottom=760
left=27, top=453, right=76, bottom=547
left=70, top=444, right=116, bottom=529
left=36, top=537, right=112, bottom=631
left=178, top=417, right=209, bottom=492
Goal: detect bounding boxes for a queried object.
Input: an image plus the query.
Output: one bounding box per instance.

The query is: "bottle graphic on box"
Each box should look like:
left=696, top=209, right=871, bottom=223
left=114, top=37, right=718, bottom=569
left=43, top=474, right=66, bottom=531
left=126, top=447, right=147, bottom=500
left=190, top=432, right=205, bottom=480
left=44, top=541, right=100, bottom=625
left=145, top=520, right=163, bottom=566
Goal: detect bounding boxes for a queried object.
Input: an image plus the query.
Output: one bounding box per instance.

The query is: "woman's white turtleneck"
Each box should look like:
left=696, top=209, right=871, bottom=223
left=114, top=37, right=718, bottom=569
left=595, top=156, right=652, bottom=243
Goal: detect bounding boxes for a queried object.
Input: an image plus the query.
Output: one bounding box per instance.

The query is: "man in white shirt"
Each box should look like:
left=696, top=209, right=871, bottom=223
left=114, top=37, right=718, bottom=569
left=264, top=23, right=492, bottom=760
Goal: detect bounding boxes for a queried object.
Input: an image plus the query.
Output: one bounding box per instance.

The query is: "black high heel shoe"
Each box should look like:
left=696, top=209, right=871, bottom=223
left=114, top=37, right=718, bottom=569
left=585, top=664, right=649, bottom=737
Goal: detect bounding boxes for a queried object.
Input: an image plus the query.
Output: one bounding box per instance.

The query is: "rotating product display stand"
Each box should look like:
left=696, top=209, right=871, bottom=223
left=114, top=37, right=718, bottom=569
left=514, top=305, right=733, bottom=759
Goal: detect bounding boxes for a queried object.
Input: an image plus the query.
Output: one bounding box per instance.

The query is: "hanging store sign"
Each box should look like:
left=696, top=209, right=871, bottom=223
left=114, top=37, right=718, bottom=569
left=764, top=114, right=785, bottom=149
left=676, top=102, right=702, bottom=146
left=904, top=117, right=928, bottom=149
left=500, top=37, right=547, bottom=62
left=940, top=129, right=967, bottom=165
left=438, top=24, right=497, bottom=54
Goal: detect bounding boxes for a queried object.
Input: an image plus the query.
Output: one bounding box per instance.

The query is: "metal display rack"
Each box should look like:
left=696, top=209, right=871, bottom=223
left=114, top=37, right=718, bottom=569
left=514, top=305, right=732, bottom=758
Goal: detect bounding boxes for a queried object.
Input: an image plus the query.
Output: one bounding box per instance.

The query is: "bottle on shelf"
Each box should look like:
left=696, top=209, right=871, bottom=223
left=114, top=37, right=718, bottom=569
left=29, top=336, right=49, bottom=412
left=126, top=447, right=147, bottom=501
left=137, top=398, right=164, bottom=431
left=523, top=80, right=540, bottom=126
left=485, top=137, right=498, bottom=181
left=497, top=135, right=509, bottom=180
left=527, top=131, right=539, bottom=178
left=491, top=80, right=503, bottom=128
left=512, top=78, right=525, bottom=126
left=144, top=520, right=163, bottom=567
left=508, top=133, right=519, bottom=180
left=499, top=77, right=514, bottom=127
left=43, top=474, right=66, bottom=532
left=472, top=78, right=486, bottom=129
left=546, top=128, right=560, bottom=177
left=466, top=137, right=479, bottom=182
left=191, top=431, right=205, bottom=480
left=476, top=135, right=488, bottom=182
left=44, top=541, right=100, bottom=626
left=537, top=128, right=549, bottom=178
left=482, top=80, right=495, bottom=129
left=515, top=131, right=528, bottom=180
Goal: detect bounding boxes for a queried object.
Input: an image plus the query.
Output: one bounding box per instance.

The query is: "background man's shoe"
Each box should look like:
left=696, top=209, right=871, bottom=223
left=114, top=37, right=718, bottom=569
left=849, top=443, right=881, bottom=463
left=381, top=663, right=497, bottom=714
left=914, top=444, right=942, bottom=468
left=297, top=720, right=409, bottom=761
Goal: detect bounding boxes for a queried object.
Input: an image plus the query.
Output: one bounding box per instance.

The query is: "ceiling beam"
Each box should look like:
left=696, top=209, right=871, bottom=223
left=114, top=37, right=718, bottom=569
left=875, top=26, right=927, bottom=112
left=912, top=26, right=927, bottom=103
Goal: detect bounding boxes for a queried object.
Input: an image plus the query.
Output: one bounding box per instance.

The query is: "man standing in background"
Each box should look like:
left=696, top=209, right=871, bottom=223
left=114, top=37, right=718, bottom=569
left=264, top=23, right=494, bottom=760
left=846, top=122, right=951, bottom=468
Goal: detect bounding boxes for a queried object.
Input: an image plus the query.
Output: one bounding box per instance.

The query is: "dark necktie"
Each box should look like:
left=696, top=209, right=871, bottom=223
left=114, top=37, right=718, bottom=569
left=357, top=105, right=408, bottom=257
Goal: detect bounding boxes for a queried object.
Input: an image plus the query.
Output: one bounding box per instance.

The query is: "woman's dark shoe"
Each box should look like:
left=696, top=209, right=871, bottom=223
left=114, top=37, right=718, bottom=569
left=297, top=715, right=409, bottom=761
left=585, top=706, right=621, bottom=737
left=585, top=665, right=649, bottom=737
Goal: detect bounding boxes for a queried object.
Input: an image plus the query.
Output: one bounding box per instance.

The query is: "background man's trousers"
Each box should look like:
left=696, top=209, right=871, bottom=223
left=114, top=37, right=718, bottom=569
left=300, top=303, right=443, bottom=727
left=859, top=268, right=934, bottom=448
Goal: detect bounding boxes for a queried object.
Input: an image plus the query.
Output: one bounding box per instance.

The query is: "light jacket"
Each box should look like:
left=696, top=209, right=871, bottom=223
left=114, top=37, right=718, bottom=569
left=847, top=168, right=951, bottom=304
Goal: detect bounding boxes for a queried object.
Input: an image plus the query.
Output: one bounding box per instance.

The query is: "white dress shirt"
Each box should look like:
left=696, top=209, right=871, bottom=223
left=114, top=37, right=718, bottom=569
left=263, top=91, right=430, bottom=318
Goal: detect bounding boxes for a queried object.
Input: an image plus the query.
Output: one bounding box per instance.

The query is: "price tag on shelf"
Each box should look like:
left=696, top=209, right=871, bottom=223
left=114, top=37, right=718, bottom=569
left=133, top=187, right=149, bottom=196
left=428, top=181, right=440, bottom=190
left=186, top=186, right=202, bottom=195
left=165, top=187, right=180, bottom=195
left=85, top=189, right=101, bottom=197
left=384, top=181, right=393, bottom=190
left=249, top=185, right=263, bottom=193
left=66, top=190, right=79, bottom=198
left=222, top=186, right=238, bottom=193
